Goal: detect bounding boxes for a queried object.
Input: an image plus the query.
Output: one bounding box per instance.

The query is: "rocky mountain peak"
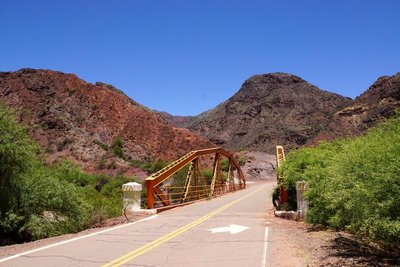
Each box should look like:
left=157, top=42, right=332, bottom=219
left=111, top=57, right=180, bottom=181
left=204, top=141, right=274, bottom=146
left=246, top=72, right=306, bottom=85
left=233, top=73, right=307, bottom=100
left=182, top=73, right=352, bottom=153
left=309, top=72, right=400, bottom=144
left=356, top=73, right=400, bottom=103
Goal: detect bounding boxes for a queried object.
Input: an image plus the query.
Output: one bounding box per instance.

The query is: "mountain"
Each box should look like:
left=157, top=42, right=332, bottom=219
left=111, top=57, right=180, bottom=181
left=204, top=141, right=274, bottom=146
left=157, top=111, right=193, bottom=128
left=0, top=69, right=214, bottom=173
left=310, top=73, right=400, bottom=144
left=170, top=73, right=352, bottom=153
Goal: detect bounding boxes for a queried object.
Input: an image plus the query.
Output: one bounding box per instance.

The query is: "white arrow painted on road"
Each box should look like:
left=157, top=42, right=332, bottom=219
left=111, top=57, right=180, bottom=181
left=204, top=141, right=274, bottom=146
left=208, top=224, right=249, bottom=234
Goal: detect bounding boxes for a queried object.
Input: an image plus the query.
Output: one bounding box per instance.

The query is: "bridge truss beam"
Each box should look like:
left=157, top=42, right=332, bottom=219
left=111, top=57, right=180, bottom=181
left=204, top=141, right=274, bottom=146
left=145, top=147, right=246, bottom=209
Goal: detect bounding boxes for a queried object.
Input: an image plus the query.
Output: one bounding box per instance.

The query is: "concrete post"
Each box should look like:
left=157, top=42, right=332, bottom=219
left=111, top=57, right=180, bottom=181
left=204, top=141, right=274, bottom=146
left=122, top=182, right=142, bottom=213
left=296, top=181, right=309, bottom=220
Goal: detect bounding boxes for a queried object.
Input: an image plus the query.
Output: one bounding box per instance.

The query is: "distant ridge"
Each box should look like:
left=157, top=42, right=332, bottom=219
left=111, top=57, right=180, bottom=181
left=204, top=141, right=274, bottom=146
left=164, top=73, right=351, bottom=153
left=0, top=68, right=214, bottom=174
left=310, top=72, right=400, bottom=144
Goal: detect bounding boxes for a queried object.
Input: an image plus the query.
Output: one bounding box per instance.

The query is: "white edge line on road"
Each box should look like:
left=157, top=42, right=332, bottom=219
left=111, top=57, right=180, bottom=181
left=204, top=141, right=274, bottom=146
left=0, top=214, right=159, bottom=263
left=261, top=226, right=269, bottom=267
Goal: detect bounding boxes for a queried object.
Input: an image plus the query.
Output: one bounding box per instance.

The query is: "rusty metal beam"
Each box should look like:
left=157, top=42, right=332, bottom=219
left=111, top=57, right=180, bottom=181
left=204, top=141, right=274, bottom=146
left=227, top=158, right=234, bottom=191
left=154, top=187, right=170, bottom=206
left=182, top=160, right=195, bottom=202
left=276, top=145, right=286, bottom=184
left=145, top=151, right=197, bottom=188
left=209, top=153, right=220, bottom=197
left=195, top=158, right=206, bottom=199
left=146, top=180, right=154, bottom=209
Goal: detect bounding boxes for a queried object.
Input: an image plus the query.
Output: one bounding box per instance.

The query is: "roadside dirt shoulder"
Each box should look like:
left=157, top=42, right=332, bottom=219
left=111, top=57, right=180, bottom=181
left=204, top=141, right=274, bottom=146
left=266, top=207, right=399, bottom=266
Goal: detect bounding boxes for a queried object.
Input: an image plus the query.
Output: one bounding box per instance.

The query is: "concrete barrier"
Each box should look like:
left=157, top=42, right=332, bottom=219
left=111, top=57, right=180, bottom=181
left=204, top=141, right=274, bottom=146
left=296, top=181, right=309, bottom=220
left=122, top=182, right=142, bottom=212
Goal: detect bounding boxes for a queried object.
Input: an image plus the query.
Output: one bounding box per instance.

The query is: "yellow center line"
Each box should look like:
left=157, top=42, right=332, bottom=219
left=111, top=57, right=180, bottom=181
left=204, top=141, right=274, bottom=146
left=103, top=185, right=266, bottom=267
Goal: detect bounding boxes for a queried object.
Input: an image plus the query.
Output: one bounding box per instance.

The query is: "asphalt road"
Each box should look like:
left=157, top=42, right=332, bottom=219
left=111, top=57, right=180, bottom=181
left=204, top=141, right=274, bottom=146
left=0, top=181, right=274, bottom=267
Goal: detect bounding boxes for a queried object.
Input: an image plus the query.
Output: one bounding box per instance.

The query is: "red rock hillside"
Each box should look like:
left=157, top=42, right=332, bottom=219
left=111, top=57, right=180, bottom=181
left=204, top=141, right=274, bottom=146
left=177, top=73, right=352, bottom=153
left=310, top=72, right=400, bottom=144
left=0, top=69, right=214, bottom=172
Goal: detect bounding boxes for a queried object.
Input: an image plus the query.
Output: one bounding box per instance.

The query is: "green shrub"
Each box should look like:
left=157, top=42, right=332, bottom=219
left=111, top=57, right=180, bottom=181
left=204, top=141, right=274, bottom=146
left=0, top=104, right=39, bottom=242
left=278, top=141, right=344, bottom=214
left=57, top=138, right=72, bottom=151
left=107, top=160, right=116, bottom=170
left=97, top=157, right=107, bottom=170
left=280, top=113, right=400, bottom=247
left=202, top=169, right=213, bottom=184
left=90, top=175, right=132, bottom=218
left=0, top=104, right=139, bottom=244
left=56, top=161, right=96, bottom=187
left=236, top=156, right=247, bottom=166
left=94, top=140, right=109, bottom=151
left=0, top=105, right=38, bottom=213
left=327, top=116, right=400, bottom=244
left=111, top=137, right=124, bottom=158
left=19, top=169, right=92, bottom=240
left=131, top=159, right=166, bottom=175
left=221, top=158, right=229, bottom=172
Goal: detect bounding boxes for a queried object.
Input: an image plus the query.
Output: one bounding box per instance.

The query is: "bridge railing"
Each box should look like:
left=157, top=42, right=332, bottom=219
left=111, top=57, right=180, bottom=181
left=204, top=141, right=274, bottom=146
left=145, top=147, right=246, bottom=209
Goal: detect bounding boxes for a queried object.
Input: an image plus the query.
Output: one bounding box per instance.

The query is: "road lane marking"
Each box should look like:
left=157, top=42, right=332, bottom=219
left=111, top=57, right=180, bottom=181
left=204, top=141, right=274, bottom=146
left=0, top=215, right=158, bottom=264
left=261, top=227, right=270, bottom=267
left=209, top=224, right=249, bottom=234
left=103, top=185, right=267, bottom=267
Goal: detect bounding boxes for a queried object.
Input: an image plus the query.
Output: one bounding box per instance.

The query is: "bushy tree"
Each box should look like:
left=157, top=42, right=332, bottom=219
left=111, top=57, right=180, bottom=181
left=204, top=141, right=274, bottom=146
left=280, top=113, right=400, bottom=247
left=329, top=115, right=400, bottom=244
left=111, top=137, right=124, bottom=158
left=0, top=104, right=38, bottom=241
left=0, top=104, right=92, bottom=242
left=18, top=169, right=92, bottom=240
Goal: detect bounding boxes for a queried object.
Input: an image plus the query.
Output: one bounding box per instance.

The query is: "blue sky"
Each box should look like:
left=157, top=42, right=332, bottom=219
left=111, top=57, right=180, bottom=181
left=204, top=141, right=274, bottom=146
left=1, top=1, right=399, bottom=115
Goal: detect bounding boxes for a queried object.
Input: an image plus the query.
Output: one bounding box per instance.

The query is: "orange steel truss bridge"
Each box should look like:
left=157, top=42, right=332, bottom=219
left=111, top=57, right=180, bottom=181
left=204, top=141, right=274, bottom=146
left=145, top=147, right=246, bottom=209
